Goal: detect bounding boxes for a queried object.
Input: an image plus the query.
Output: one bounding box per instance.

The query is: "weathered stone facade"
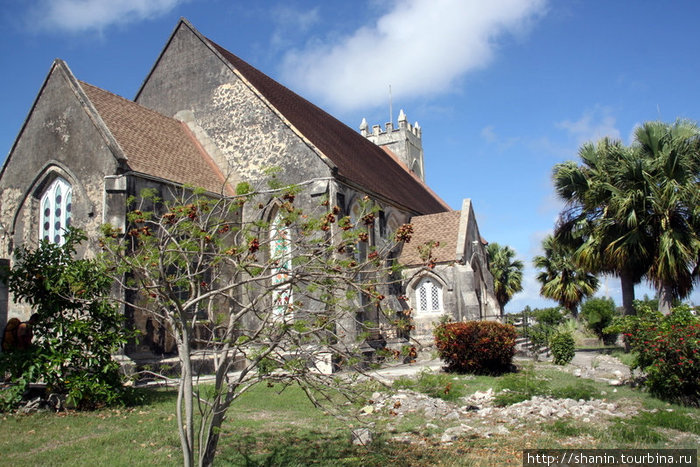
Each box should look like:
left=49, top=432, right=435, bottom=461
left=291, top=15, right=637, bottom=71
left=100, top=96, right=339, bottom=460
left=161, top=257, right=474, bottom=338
left=398, top=200, right=500, bottom=343
left=0, top=18, right=499, bottom=360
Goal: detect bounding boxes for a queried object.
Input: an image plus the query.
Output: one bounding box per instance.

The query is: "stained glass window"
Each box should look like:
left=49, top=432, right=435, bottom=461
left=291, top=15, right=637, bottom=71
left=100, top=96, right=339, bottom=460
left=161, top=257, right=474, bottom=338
left=40, top=177, right=72, bottom=245
left=270, top=210, right=292, bottom=315
left=416, top=277, right=443, bottom=313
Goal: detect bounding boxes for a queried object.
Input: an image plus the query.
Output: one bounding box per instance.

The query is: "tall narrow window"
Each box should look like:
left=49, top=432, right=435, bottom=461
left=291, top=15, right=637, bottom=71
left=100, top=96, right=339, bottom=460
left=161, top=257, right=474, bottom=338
left=270, top=210, right=292, bottom=315
left=416, top=277, right=443, bottom=313
left=40, top=177, right=72, bottom=245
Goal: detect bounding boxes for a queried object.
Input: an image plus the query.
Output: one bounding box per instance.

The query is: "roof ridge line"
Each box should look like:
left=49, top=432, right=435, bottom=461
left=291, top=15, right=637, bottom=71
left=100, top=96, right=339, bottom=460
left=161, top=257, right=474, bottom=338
left=380, top=146, right=452, bottom=211
left=205, top=38, right=339, bottom=175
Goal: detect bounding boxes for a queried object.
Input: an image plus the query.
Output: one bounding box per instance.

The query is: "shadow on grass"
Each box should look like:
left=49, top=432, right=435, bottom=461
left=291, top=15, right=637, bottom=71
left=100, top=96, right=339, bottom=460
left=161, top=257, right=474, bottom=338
left=128, top=386, right=178, bottom=406
left=217, top=429, right=442, bottom=467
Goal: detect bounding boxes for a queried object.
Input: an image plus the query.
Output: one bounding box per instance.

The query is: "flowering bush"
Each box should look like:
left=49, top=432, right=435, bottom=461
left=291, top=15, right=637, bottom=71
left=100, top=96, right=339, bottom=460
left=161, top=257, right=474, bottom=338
left=433, top=321, right=517, bottom=374
left=607, top=304, right=699, bottom=406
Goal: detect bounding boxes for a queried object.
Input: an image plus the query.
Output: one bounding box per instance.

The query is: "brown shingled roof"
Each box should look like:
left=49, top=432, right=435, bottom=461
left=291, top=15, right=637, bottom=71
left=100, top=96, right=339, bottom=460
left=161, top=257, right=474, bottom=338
left=399, top=210, right=461, bottom=266
left=207, top=39, right=448, bottom=215
left=82, top=82, right=229, bottom=194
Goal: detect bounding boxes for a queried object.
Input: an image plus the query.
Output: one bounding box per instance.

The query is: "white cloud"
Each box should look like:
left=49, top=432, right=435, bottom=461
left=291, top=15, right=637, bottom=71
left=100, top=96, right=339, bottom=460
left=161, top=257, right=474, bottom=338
left=556, top=105, right=621, bottom=145
left=281, top=0, right=547, bottom=112
left=26, top=0, right=186, bottom=33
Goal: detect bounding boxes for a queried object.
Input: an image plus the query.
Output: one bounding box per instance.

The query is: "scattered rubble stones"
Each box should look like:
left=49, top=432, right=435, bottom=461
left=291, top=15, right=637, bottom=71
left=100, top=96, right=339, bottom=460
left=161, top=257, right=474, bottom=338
left=365, top=386, right=638, bottom=445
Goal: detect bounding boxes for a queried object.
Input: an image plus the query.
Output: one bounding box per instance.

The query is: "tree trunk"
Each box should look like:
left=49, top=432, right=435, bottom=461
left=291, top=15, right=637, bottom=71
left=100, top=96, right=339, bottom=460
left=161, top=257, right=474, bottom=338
left=658, top=284, right=674, bottom=315
left=198, top=350, right=235, bottom=467
left=619, top=271, right=636, bottom=316
left=568, top=305, right=578, bottom=319
left=177, top=332, right=195, bottom=467
left=199, top=407, right=225, bottom=467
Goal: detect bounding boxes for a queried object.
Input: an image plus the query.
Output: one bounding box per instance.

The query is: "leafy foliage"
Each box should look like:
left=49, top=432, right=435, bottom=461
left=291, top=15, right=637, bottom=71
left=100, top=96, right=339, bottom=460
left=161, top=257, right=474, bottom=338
left=433, top=321, right=517, bottom=374
left=486, top=242, right=523, bottom=313
left=1, top=229, right=133, bottom=410
left=549, top=332, right=575, bottom=365
left=99, top=181, right=411, bottom=467
left=522, top=307, right=565, bottom=351
left=606, top=304, right=700, bottom=406
left=553, top=121, right=700, bottom=314
left=580, top=297, right=618, bottom=345
left=533, top=235, right=599, bottom=317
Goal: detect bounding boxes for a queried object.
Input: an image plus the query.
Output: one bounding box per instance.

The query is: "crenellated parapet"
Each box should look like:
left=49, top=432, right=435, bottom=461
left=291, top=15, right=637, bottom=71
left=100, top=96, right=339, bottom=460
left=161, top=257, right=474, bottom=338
left=360, top=109, right=425, bottom=181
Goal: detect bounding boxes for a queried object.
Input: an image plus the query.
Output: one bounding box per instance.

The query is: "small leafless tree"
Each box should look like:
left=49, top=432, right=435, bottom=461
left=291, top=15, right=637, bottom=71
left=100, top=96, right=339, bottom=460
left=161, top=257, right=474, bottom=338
left=99, top=179, right=414, bottom=467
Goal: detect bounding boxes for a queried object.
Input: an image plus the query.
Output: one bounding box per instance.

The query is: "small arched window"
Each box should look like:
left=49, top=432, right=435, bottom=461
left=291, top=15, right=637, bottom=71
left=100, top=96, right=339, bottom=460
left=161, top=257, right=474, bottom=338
left=415, top=277, right=443, bottom=313
left=270, top=210, right=292, bottom=315
left=40, top=177, right=72, bottom=245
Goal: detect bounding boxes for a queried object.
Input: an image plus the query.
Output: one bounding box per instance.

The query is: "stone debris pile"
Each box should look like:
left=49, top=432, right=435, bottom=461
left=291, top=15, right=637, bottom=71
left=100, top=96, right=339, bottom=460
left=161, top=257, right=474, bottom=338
left=363, top=389, right=456, bottom=420
left=360, top=386, right=637, bottom=444
left=476, top=395, right=624, bottom=423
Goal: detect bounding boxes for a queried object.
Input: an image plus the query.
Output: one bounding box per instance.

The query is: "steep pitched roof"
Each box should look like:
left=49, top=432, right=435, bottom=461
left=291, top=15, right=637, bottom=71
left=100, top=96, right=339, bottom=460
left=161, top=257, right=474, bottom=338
left=206, top=38, right=449, bottom=215
left=380, top=146, right=451, bottom=211
left=82, top=83, right=229, bottom=194
left=399, top=210, right=462, bottom=266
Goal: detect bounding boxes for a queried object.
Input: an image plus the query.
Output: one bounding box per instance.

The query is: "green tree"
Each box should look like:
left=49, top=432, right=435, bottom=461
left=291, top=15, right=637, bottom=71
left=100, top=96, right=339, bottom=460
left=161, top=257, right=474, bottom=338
left=486, top=242, right=523, bottom=316
left=1, top=228, right=133, bottom=409
left=100, top=181, right=410, bottom=467
left=579, top=297, right=618, bottom=345
left=524, top=307, right=565, bottom=353
left=632, top=120, right=700, bottom=313
left=533, top=235, right=599, bottom=318
left=553, top=138, right=651, bottom=316
left=553, top=121, right=700, bottom=315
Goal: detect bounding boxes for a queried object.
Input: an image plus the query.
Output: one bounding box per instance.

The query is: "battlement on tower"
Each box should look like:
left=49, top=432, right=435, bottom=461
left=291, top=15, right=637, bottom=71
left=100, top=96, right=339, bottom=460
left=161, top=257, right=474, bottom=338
left=360, top=109, right=425, bottom=181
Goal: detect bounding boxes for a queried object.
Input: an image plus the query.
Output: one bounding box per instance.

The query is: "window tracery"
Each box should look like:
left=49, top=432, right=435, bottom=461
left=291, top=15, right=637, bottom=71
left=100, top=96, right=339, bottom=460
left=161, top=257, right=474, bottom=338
left=40, top=177, right=72, bottom=245
left=270, top=210, right=292, bottom=315
left=415, top=277, right=443, bottom=313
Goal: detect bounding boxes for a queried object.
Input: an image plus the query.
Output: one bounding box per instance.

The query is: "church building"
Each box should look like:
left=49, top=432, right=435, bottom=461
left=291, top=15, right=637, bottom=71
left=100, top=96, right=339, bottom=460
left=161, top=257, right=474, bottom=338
left=0, top=19, right=499, bottom=358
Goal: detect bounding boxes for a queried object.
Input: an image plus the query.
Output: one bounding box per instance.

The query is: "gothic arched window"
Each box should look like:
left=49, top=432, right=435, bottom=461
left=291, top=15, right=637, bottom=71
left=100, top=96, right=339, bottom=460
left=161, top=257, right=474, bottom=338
left=270, top=210, right=292, bottom=315
left=415, top=277, right=443, bottom=313
left=40, top=177, right=72, bottom=245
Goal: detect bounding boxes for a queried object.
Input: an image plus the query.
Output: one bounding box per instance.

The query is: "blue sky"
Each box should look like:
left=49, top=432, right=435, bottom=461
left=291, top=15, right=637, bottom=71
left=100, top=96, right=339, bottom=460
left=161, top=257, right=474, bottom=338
left=1, top=0, right=698, bottom=312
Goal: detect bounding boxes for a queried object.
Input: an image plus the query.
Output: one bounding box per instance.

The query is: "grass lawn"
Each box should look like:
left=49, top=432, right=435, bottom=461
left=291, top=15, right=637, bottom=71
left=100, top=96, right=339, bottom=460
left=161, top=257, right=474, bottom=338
left=1, top=361, right=698, bottom=466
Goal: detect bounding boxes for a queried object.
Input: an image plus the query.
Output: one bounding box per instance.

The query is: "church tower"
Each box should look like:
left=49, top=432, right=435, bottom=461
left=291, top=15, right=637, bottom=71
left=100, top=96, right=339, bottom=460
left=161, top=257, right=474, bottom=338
left=360, top=109, right=426, bottom=182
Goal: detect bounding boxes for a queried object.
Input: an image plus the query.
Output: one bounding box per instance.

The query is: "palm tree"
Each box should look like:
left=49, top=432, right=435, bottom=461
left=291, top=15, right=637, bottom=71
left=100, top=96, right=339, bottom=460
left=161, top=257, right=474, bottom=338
left=631, top=120, right=700, bottom=313
left=486, top=242, right=523, bottom=315
left=533, top=235, right=599, bottom=318
left=553, top=120, right=700, bottom=315
left=553, top=138, right=653, bottom=315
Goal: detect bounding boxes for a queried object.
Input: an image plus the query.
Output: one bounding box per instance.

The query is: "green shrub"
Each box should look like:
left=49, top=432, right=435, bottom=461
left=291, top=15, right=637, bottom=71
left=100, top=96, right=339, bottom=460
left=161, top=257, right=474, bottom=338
left=580, top=297, right=618, bottom=345
left=0, top=229, right=135, bottom=410
left=549, top=332, right=575, bottom=365
left=523, top=307, right=565, bottom=351
left=433, top=321, right=517, bottom=375
left=606, top=304, right=700, bottom=406
left=534, top=307, right=566, bottom=327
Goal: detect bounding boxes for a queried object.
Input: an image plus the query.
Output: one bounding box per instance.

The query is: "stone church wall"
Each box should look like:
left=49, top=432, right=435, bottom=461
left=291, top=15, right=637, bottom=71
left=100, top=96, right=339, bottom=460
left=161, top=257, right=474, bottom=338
left=0, top=65, right=121, bottom=322
left=135, top=23, right=332, bottom=200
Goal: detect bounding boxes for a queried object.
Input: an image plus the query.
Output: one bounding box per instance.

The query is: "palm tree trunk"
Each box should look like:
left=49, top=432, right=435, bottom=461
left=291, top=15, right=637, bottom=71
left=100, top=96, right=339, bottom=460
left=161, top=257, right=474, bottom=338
left=620, top=271, right=636, bottom=316
left=658, top=284, right=674, bottom=315
left=568, top=305, right=578, bottom=319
